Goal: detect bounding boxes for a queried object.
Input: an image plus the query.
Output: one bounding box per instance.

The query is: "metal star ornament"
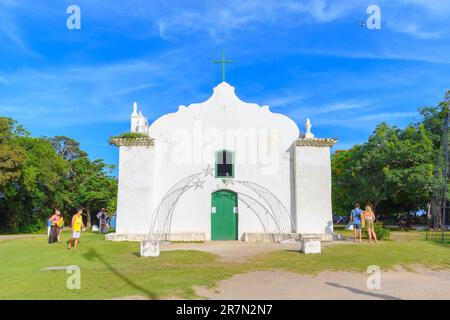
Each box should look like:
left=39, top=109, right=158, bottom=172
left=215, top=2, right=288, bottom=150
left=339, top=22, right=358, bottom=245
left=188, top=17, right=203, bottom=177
left=222, top=177, right=235, bottom=187
left=192, top=178, right=205, bottom=190
left=202, top=164, right=215, bottom=177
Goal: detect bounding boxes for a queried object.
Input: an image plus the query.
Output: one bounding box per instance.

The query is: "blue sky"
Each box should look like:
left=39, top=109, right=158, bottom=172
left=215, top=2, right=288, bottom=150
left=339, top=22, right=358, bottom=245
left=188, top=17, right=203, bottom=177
left=0, top=0, right=449, bottom=173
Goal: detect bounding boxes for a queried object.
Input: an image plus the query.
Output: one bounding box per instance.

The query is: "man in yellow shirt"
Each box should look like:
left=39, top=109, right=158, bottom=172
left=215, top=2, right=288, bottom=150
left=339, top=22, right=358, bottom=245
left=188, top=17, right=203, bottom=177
left=68, top=208, right=84, bottom=251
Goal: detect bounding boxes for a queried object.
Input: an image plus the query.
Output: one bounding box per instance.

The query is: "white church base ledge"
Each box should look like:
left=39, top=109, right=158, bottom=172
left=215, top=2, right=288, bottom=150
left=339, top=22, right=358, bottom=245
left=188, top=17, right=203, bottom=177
left=301, top=236, right=322, bottom=254
left=106, top=232, right=334, bottom=243
left=106, top=233, right=207, bottom=242
left=242, top=233, right=333, bottom=243
left=140, top=240, right=160, bottom=257
left=299, top=233, right=333, bottom=242
left=242, top=233, right=299, bottom=243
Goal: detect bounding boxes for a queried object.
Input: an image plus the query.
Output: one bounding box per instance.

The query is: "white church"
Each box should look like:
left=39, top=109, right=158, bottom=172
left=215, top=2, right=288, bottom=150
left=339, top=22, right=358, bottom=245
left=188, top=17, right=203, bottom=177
left=109, top=81, right=337, bottom=243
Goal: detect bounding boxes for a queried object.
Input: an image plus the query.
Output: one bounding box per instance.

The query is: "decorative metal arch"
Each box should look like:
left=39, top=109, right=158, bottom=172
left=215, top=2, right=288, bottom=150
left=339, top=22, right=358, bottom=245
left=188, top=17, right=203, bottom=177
left=235, top=180, right=296, bottom=233
left=147, top=166, right=293, bottom=242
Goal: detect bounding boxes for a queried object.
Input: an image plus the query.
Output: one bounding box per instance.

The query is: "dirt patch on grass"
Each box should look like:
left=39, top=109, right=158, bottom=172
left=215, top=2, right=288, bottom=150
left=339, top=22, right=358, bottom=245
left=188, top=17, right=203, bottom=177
left=194, top=267, right=450, bottom=300
left=159, top=240, right=352, bottom=262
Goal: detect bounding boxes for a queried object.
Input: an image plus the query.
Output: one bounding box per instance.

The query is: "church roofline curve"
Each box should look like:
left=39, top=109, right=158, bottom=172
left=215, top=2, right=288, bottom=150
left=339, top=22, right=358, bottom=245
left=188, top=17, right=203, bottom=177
left=147, top=81, right=301, bottom=135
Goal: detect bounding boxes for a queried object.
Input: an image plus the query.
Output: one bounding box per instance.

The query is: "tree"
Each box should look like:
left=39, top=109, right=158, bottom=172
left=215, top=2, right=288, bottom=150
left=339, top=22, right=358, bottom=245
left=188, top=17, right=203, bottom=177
left=382, top=124, right=437, bottom=225
left=424, top=91, right=450, bottom=228
left=331, top=149, right=355, bottom=215
left=331, top=90, right=450, bottom=222
left=336, top=123, right=396, bottom=211
left=0, top=118, right=26, bottom=189
left=47, top=136, right=87, bottom=161
left=0, top=118, right=118, bottom=233
left=331, top=122, right=438, bottom=218
left=71, top=157, right=117, bottom=228
left=1, top=136, right=67, bottom=232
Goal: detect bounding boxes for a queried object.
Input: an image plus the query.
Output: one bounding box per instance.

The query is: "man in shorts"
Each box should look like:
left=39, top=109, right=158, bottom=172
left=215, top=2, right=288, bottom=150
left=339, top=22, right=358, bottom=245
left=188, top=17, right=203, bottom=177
left=68, top=208, right=84, bottom=251
left=350, top=203, right=363, bottom=243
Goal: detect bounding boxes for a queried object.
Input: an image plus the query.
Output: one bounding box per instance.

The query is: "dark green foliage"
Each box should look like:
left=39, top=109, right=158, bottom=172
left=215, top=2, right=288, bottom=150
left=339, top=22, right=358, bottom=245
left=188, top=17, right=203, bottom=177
left=372, top=222, right=390, bottom=240
left=110, top=132, right=148, bottom=140
left=332, top=91, right=449, bottom=220
left=0, top=118, right=117, bottom=233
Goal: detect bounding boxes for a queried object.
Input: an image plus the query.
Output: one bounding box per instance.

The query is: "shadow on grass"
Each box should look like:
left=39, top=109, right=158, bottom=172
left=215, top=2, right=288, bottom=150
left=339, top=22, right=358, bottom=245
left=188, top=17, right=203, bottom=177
left=83, top=248, right=157, bottom=299
left=326, top=282, right=401, bottom=300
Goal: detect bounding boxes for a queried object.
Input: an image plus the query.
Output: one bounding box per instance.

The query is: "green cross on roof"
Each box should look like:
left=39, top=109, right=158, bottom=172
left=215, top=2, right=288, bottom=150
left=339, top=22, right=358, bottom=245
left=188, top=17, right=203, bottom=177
left=213, top=50, right=234, bottom=82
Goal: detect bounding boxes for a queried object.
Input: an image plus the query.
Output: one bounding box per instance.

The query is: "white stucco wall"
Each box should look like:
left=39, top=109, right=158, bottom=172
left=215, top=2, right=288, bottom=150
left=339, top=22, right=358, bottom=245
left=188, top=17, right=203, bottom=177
left=116, top=146, right=156, bottom=234
left=294, top=145, right=333, bottom=234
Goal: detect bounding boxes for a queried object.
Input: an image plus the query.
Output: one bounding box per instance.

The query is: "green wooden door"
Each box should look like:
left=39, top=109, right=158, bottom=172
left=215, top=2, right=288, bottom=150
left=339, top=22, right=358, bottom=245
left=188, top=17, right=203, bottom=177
left=211, top=190, right=238, bottom=240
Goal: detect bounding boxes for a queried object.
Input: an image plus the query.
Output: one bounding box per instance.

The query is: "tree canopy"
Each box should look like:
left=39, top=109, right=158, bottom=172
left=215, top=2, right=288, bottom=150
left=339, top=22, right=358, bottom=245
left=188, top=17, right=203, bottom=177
left=332, top=90, right=449, bottom=224
left=0, top=117, right=117, bottom=233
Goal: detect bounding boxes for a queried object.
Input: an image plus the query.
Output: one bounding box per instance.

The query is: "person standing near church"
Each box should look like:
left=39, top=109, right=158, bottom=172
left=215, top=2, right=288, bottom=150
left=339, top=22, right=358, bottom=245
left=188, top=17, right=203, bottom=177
left=48, top=209, right=60, bottom=244
left=350, top=203, right=363, bottom=243
left=97, top=208, right=108, bottom=234
left=363, top=205, right=378, bottom=244
left=56, top=211, right=64, bottom=243
left=47, top=216, right=52, bottom=239
left=68, top=208, right=84, bottom=251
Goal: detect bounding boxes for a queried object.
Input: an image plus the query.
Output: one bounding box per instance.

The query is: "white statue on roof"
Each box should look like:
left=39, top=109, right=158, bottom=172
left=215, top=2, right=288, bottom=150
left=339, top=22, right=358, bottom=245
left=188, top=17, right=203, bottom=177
left=130, top=102, right=149, bottom=134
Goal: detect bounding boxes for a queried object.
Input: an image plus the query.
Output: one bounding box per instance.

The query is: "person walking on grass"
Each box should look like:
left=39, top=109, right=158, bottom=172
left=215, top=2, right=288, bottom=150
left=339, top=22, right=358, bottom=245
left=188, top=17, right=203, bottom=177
left=364, top=205, right=378, bottom=244
left=350, top=203, right=363, bottom=243
left=68, top=208, right=84, bottom=251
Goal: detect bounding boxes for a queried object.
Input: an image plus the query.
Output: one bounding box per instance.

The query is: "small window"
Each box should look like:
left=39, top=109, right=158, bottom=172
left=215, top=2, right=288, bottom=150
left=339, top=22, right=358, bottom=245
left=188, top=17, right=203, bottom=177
left=216, top=150, right=234, bottom=178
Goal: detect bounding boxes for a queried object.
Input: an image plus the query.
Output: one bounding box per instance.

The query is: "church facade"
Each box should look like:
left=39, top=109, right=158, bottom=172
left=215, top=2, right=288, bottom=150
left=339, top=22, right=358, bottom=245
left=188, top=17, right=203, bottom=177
left=110, top=82, right=336, bottom=242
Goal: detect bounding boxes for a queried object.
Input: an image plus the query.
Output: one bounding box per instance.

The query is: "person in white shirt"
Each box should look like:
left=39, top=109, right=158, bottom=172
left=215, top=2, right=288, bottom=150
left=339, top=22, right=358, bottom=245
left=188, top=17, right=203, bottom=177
left=96, top=208, right=108, bottom=234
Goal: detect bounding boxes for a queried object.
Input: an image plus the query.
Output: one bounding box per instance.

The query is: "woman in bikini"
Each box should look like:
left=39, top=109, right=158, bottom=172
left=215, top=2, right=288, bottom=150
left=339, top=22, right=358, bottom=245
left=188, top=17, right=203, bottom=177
left=364, top=205, right=378, bottom=243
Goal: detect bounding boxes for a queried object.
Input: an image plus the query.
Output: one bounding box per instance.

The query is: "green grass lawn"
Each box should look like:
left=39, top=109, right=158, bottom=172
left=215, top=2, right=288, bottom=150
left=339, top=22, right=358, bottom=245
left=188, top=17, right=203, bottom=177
left=252, top=236, right=450, bottom=274
left=0, top=230, right=448, bottom=300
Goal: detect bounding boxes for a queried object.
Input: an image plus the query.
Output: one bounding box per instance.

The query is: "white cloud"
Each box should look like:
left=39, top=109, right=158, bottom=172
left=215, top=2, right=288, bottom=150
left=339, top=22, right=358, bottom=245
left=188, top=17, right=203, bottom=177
left=291, top=101, right=372, bottom=119
left=263, top=94, right=305, bottom=108
left=0, top=46, right=215, bottom=127
left=0, top=1, right=32, bottom=54
left=155, top=0, right=357, bottom=41
left=315, top=111, right=418, bottom=128
left=0, top=59, right=164, bottom=125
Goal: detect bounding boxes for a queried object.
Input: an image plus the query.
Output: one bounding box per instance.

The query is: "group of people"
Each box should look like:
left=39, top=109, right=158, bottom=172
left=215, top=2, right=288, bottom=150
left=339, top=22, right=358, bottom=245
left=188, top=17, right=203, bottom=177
left=350, top=203, right=378, bottom=243
left=47, top=207, right=111, bottom=251
left=48, top=208, right=84, bottom=250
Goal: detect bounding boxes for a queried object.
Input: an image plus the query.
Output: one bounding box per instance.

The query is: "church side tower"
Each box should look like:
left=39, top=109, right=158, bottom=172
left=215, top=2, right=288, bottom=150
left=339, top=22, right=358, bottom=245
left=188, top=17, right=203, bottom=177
left=111, top=103, right=156, bottom=237
left=294, top=119, right=336, bottom=239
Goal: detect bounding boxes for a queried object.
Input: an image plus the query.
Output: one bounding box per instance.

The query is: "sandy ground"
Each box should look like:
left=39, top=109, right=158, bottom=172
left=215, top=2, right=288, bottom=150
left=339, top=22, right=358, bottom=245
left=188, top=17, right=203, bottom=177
left=132, top=241, right=449, bottom=300
left=114, top=268, right=450, bottom=300
left=193, top=268, right=450, bottom=300
left=159, top=240, right=352, bottom=262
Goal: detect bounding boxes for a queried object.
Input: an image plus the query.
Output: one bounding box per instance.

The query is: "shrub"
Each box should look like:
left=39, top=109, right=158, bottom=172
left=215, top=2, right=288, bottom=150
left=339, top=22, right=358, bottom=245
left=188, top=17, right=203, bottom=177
left=373, top=222, right=390, bottom=240
left=110, top=132, right=148, bottom=140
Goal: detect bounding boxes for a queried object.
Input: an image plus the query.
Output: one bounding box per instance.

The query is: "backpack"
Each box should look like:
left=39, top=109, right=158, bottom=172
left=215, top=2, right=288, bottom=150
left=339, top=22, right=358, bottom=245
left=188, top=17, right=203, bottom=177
left=352, top=209, right=361, bottom=220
